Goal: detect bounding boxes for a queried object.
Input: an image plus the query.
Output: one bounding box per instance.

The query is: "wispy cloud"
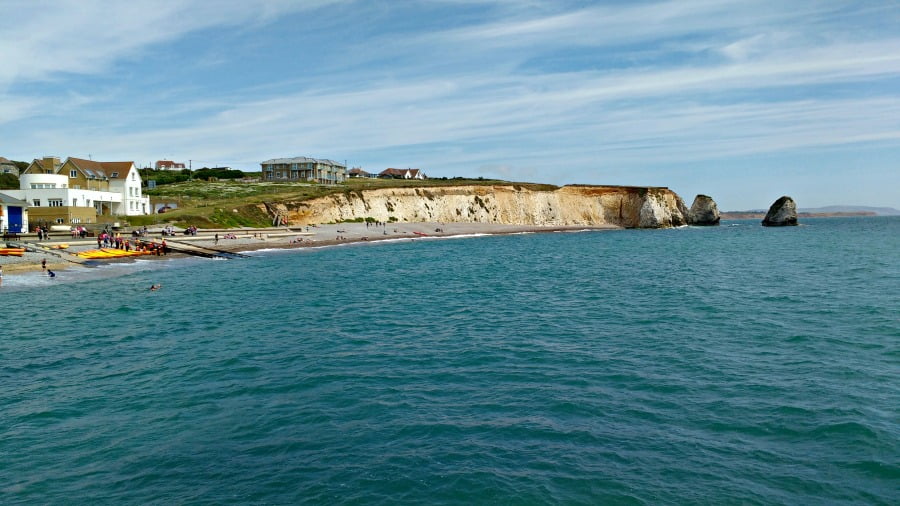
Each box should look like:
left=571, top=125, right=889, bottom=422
left=1, top=0, right=899, bottom=208
left=0, top=0, right=347, bottom=87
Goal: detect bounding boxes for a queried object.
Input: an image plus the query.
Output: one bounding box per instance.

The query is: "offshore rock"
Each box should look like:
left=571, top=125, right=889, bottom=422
left=762, top=196, right=798, bottom=226
left=688, top=194, right=720, bottom=226
left=266, top=185, right=694, bottom=229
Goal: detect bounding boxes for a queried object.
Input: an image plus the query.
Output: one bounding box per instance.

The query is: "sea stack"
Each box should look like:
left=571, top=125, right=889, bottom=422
left=688, top=194, right=720, bottom=225
left=762, top=196, right=798, bottom=226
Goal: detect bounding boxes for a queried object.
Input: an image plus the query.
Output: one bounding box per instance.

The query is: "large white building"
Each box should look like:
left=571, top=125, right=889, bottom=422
left=261, top=157, right=346, bottom=184
left=3, top=156, right=150, bottom=226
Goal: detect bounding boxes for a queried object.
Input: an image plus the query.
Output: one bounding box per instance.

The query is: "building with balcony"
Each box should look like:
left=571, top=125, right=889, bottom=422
left=260, top=157, right=346, bottom=184
left=4, top=156, right=151, bottom=226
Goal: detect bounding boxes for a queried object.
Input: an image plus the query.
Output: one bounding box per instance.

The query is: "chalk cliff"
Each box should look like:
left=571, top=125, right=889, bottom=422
left=262, top=185, right=699, bottom=229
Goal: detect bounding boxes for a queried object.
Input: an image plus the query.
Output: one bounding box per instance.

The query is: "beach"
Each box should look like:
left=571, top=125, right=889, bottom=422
left=1, top=222, right=619, bottom=274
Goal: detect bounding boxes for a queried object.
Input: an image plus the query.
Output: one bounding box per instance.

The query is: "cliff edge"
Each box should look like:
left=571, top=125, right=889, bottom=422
left=263, top=185, right=701, bottom=229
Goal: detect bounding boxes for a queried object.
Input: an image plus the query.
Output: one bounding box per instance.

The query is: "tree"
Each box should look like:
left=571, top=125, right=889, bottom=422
left=0, top=173, right=19, bottom=189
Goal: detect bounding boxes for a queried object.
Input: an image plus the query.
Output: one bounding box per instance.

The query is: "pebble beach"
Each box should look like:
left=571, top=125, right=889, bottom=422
left=1, top=221, right=619, bottom=275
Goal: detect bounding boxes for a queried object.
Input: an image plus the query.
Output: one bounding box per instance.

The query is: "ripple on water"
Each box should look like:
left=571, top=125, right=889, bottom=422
left=1, top=218, right=899, bottom=504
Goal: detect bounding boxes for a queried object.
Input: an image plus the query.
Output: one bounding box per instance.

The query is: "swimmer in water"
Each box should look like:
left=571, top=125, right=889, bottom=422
left=149, top=284, right=162, bottom=291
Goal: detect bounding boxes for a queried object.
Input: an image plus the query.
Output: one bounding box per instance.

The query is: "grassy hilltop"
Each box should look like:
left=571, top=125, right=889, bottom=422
left=131, top=177, right=558, bottom=228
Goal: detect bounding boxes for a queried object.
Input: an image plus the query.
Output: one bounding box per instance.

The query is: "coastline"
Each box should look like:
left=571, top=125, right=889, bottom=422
left=1, top=222, right=619, bottom=274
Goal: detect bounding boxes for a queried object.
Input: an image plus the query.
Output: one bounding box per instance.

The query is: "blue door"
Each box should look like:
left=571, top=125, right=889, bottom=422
left=7, top=206, right=23, bottom=233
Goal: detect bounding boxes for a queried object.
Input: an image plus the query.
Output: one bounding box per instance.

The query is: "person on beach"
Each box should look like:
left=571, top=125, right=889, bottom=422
left=41, top=258, right=46, bottom=272
left=215, top=233, right=219, bottom=245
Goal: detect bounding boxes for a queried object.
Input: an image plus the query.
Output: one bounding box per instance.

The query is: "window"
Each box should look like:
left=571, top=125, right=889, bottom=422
left=129, top=187, right=133, bottom=196
left=72, top=198, right=78, bottom=206
left=48, top=199, right=64, bottom=207
left=72, top=218, right=81, bottom=224
left=56, top=218, right=65, bottom=224
left=73, top=185, right=80, bottom=189
left=132, top=172, right=136, bottom=181
left=111, top=172, right=119, bottom=178
left=70, top=169, right=77, bottom=178
left=86, top=199, right=91, bottom=206
left=32, top=199, right=40, bottom=207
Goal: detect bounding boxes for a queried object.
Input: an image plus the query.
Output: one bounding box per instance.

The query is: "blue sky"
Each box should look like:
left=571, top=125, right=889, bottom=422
left=2, top=0, right=899, bottom=210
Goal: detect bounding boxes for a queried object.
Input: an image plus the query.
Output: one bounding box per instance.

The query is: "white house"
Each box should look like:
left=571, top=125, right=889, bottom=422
left=3, top=156, right=150, bottom=226
left=155, top=160, right=187, bottom=171
left=378, top=168, right=427, bottom=179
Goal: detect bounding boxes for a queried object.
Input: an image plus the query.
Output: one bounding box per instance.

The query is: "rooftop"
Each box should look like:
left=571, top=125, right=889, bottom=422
left=261, top=157, right=345, bottom=168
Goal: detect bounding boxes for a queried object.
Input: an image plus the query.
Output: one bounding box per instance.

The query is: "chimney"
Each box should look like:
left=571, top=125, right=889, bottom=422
left=43, top=156, right=61, bottom=173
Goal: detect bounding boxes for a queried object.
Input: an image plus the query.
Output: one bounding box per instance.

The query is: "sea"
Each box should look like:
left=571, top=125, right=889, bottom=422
left=2, top=217, right=898, bottom=505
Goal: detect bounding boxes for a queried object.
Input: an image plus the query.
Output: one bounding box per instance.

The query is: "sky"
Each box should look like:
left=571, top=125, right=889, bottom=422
left=1, top=0, right=899, bottom=210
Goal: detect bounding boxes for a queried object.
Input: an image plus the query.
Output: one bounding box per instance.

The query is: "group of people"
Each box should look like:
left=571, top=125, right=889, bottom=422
left=41, top=258, right=56, bottom=278
left=34, top=225, right=51, bottom=240
left=70, top=225, right=90, bottom=238
left=134, top=239, right=168, bottom=256
left=93, top=232, right=168, bottom=256
left=130, top=226, right=150, bottom=238
left=98, top=231, right=122, bottom=248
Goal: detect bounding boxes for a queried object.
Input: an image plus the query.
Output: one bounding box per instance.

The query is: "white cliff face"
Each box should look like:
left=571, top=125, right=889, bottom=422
left=265, top=185, right=691, bottom=229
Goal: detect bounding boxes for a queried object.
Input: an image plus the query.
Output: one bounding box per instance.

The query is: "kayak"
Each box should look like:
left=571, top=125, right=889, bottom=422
left=77, top=248, right=150, bottom=259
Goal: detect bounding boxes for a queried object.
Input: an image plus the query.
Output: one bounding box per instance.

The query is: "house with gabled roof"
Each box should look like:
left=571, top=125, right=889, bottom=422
left=155, top=160, right=187, bottom=171
left=5, top=156, right=150, bottom=226
left=348, top=168, right=374, bottom=178
left=378, top=168, right=427, bottom=180
left=0, top=157, right=20, bottom=176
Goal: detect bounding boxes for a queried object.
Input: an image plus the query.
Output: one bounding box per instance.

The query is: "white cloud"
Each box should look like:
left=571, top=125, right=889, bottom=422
left=0, top=0, right=348, bottom=88
left=1, top=0, right=899, bottom=208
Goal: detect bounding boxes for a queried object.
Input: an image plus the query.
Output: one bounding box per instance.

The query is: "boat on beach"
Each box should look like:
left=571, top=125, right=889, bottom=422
left=76, top=248, right=153, bottom=259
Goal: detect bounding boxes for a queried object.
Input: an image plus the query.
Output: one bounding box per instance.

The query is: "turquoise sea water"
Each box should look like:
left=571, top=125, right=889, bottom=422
left=2, top=217, right=898, bottom=504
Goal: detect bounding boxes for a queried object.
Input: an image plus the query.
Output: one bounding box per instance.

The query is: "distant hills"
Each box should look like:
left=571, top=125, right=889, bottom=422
left=721, top=204, right=900, bottom=219
left=798, top=205, right=900, bottom=216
